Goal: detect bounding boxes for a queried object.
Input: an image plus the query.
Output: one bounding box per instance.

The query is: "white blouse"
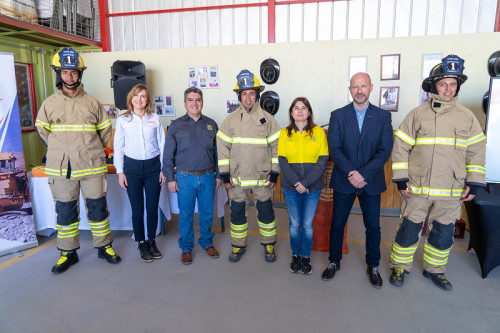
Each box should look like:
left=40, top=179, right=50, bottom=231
left=113, top=112, right=165, bottom=174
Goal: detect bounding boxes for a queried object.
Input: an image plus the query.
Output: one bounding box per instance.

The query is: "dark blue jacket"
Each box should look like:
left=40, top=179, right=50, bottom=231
left=327, top=103, right=393, bottom=195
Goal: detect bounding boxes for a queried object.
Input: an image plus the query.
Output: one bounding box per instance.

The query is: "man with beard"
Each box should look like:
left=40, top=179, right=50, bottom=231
left=321, top=72, right=393, bottom=288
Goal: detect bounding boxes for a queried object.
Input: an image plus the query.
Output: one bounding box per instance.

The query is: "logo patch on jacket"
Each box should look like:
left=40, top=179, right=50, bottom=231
left=310, top=135, right=316, bottom=142
left=207, top=125, right=213, bottom=131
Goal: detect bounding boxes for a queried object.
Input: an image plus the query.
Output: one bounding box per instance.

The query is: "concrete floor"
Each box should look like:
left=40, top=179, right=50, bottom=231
left=1, top=205, right=499, bottom=333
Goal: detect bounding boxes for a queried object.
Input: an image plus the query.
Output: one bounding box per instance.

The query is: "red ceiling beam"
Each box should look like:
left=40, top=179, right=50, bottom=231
left=99, top=0, right=111, bottom=52
left=495, top=0, right=500, bottom=32
left=268, top=0, right=276, bottom=43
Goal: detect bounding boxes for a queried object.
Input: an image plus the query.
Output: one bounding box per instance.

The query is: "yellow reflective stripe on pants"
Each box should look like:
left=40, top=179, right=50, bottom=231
left=89, top=219, right=111, bottom=237
left=390, top=242, right=417, bottom=264
left=423, top=243, right=450, bottom=266
left=230, top=222, right=247, bottom=230
left=258, top=220, right=277, bottom=237
left=56, top=222, right=79, bottom=238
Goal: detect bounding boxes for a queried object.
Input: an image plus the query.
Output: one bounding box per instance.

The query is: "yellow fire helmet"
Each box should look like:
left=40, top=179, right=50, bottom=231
left=233, top=69, right=265, bottom=93
left=51, top=47, right=86, bottom=71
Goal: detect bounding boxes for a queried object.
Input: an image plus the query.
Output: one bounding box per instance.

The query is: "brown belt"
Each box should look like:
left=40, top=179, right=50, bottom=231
left=177, top=168, right=214, bottom=176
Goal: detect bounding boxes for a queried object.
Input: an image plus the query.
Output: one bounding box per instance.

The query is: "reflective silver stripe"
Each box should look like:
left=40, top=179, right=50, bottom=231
left=411, top=186, right=464, bottom=197
left=267, top=130, right=281, bottom=143
left=466, top=165, right=486, bottom=174
left=218, top=159, right=230, bottom=166
left=395, top=129, right=415, bottom=146
left=392, top=162, right=408, bottom=170
left=467, top=133, right=486, bottom=146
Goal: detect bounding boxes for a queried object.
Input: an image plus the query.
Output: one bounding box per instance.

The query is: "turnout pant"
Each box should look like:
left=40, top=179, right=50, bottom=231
left=389, top=196, right=461, bottom=274
left=229, top=186, right=277, bottom=247
left=48, top=175, right=112, bottom=251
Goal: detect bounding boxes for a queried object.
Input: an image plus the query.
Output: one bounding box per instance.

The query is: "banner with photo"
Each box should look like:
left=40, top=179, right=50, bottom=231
left=0, top=52, right=38, bottom=256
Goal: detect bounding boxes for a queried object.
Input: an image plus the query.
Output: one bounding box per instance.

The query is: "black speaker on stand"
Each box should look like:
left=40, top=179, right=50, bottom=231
left=111, top=60, right=146, bottom=110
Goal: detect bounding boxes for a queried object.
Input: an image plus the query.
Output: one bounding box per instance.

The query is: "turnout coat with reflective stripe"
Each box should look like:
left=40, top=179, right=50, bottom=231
left=392, top=94, right=486, bottom=199
left=216, top=102, right=281, bottom=187
left=35, top=85, right=111, bottom=179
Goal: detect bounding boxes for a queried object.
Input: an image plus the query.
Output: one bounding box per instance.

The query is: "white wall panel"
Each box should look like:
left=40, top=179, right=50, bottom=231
left=247, top=6, right=261, bottom=44
left=332, top=1, right=347, bottom=40
left=220, top=9, right=234, bottom=46
left=170, top=12, right=182, bottom=48
left=303, top=3, right=318, bottom=42
left=289, top=4, right=303, bottom=42
left=379, top=0, right=396, bottom=38
left=394, top=0, right=411, bottom=37
left=106, top=0, right=497, bottom=51
left=207, top=9, right=221, bottom=46
left=158, top=13, right=173, bottom=49
left=260, top=7, right=268, bottom=43
left=461, top=0, right=479, bottom=34
left=275, top=5, right=289, bottom=43
left=347, top=0, right=363, bottom=39
left=363, top=0, right=379, bottom=39
left=443, top=0, right=461, bottom=35
left=478, top=0, right=497, bottom=32
left=410, top=0, right=428, bottom=36
left=317, top=2, right=333, bottom=41
left=427, top=0, right=445, bottom=36
left=182, top=11, right=197, bottom=48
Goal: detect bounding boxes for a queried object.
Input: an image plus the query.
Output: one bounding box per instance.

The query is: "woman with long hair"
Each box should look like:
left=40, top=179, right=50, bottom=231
left=278, top=97, right=328, bottom=274
left=114, top=84, right=166, bottom=262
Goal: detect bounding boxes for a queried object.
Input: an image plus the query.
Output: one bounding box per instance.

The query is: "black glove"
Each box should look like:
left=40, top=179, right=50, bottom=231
left=467, top=184, right=479, bottom=196
left=221, top=173, right=231, bottom=184
left=268, top=172, right=279, bottom=183
left=396, top=181, right=407, bottom=191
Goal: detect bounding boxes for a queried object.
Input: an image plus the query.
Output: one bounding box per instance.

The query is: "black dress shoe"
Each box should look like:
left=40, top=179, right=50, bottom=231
left=423, top=270, right=452, bottom=291
left=321, top=262, right=339, bottom=281
left=367, top=266, right=383, bottom=289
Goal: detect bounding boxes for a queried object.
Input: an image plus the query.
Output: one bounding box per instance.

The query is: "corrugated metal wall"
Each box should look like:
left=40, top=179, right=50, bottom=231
left=107, top=0, right=498, bottom=51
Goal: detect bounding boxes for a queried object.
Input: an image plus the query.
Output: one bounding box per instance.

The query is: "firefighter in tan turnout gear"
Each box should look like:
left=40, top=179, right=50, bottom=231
left=36, top=47, right=121, bottom=274
left=389, top=55, right=486, bottom=290
left=216, top=69, right=281, bottom=263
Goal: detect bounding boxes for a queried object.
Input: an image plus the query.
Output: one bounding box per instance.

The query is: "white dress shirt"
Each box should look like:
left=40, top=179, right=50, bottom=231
left=113, top=112, right=165, bottom=174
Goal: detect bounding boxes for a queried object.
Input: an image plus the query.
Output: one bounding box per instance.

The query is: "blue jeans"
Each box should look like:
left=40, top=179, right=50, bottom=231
left=176, top=170, right=215, bottom=252
left=283, top=189, right=321, bottom=257
left=329, top=189, right=381, bottom=267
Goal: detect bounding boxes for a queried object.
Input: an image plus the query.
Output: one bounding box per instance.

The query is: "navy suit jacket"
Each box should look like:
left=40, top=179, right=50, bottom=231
left=328, top=102, right=393, bottom=195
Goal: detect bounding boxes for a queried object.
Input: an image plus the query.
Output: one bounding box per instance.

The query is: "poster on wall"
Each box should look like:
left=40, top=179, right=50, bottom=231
left=187, top=65, right=220, bottom=89
left=0, top=52, right=38, bottom=256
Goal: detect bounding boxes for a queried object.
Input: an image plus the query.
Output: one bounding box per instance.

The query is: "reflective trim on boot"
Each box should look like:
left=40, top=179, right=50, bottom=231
left=51, top=250, right=79, bottom=274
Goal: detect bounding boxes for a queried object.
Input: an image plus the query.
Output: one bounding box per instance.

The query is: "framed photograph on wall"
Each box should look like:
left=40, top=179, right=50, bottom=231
left=380, top=54, right=400, bottom=80
left=14, top=62, right=37, bottom=132
left=348, top=56, right=367, bottom=102
left=379, top=86, right=400, bottom=112
left=102, top=104, right=117, bottom=119
left=422, top=54, right=442, bottom=79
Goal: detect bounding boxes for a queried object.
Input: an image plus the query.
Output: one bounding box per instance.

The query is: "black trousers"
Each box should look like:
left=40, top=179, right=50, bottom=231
left=124, top=155, right=161, bottom=242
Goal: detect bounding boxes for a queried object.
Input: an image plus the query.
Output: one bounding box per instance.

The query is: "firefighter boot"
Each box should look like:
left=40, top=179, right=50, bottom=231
left=97, top=244, right=121, bottom=264
left=264, top=244, right=277, bottom=262
left=389, top=267, right=408, bottom=287
left=228, top=246, right=246, bottom=262
left=423, top=270, right=452, bottom=291
left=51, top=250, right=79, bottom=274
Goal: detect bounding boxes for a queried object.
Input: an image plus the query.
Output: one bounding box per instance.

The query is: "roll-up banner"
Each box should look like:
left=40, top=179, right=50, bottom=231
left=0, top=52, right=38, bottom=256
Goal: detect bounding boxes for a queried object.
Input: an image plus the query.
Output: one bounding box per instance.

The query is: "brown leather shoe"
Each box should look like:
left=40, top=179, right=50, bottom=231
left=203, top=246, right=220, bottom=258
left=181, top=252, right=192, bottom=265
